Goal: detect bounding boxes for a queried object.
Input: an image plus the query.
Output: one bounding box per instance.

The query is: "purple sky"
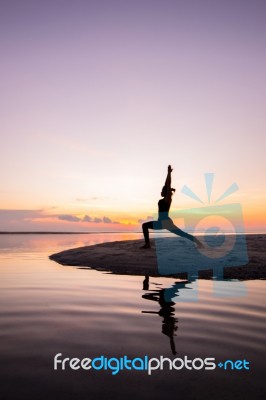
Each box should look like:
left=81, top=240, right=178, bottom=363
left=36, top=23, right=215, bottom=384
left=0, top=0, right=265, bottom=231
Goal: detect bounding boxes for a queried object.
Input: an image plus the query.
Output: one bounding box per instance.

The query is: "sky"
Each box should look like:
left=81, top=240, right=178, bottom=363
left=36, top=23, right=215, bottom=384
left=0, top=0, right=265, bottom=232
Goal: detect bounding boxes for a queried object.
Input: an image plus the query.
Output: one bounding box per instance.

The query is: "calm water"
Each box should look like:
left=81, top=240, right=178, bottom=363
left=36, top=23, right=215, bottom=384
left=0, top=233, right=265, bottom=400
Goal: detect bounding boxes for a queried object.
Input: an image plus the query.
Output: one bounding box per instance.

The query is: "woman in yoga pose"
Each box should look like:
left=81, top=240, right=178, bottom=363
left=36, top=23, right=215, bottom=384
left=141, top=165, right=202, bottom=249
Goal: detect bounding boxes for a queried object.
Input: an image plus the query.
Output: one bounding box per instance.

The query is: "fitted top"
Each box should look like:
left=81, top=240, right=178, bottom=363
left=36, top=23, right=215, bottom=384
left=158, top=198, right=171, bottom=218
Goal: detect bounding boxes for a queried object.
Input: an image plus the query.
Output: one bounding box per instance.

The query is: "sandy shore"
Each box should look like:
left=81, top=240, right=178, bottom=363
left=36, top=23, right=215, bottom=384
left=50, top=234, right=266, bottom=280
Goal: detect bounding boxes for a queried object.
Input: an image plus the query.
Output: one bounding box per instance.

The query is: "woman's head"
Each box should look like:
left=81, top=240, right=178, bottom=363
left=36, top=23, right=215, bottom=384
left=161, top=186, right=176, bottom=197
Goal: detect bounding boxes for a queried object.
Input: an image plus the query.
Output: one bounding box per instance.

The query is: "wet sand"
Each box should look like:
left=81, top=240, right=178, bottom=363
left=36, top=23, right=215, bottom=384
left=50, top=234, right=266, bottom=280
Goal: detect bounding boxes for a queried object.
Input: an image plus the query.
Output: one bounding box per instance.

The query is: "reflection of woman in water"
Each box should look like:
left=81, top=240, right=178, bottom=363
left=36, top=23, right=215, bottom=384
left=142, top=276, right=178, bottom=355
left=142, top=277, right=195, bottom=355
left=141, top=165, right=202, bottom=249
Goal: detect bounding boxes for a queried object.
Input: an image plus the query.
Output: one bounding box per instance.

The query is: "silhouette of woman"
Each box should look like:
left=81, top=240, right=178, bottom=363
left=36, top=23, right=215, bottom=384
left=141, top=165, right=202, bottom=249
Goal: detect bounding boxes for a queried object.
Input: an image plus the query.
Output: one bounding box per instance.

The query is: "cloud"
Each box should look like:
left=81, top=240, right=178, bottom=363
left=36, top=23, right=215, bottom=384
left=76, top=198, right=91, bottom=202
left=0, top=209, right=42, bottom=219
left=0, top=209, right=60, bottom=231
left=58, top=214, right=81, bottom=222
left=83, top=215, right=92, bottom=222
left=103, top=216, right=112, bottom=223
left=0, top=209, right=44, bottom=227
left=56, top=213, right=119, bottom=225
left=138, top=215, right=154, bottom=224
left=0, top=209, right=122, bottom=231
left=76, top=196, right=109, bottom=202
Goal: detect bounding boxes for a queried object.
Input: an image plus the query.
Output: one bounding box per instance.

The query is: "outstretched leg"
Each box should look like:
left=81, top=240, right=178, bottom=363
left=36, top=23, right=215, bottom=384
left=167, top=223, right=203, bottom=248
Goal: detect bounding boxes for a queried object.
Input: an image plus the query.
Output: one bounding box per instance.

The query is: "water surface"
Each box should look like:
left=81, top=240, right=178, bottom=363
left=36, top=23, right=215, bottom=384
left=0, top=233, right=265, bottom=400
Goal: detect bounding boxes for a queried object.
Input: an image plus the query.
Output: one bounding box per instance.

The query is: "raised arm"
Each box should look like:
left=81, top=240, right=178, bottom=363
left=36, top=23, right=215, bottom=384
left=164, top=165, right=173, bottom=203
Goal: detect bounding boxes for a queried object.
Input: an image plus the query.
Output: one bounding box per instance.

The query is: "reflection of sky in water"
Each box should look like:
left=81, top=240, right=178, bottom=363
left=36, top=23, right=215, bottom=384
left=0, top=233, right=265, bottom=399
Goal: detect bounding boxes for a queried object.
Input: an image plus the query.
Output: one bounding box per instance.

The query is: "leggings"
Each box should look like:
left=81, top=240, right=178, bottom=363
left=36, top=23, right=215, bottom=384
left=142, top=218, right=196, bottom=245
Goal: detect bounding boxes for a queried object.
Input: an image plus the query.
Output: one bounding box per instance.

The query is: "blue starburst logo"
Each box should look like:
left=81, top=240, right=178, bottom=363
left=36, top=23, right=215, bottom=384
left=153, top=173, right=248, bottom=300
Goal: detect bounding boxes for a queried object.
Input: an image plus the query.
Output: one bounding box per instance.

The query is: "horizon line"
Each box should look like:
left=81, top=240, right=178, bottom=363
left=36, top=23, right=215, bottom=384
left=0, top=231, right=266, bottom=235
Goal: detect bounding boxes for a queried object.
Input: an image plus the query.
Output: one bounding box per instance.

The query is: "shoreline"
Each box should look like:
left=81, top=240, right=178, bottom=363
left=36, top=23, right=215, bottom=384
left=50, top=234, right=266, bottom=280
